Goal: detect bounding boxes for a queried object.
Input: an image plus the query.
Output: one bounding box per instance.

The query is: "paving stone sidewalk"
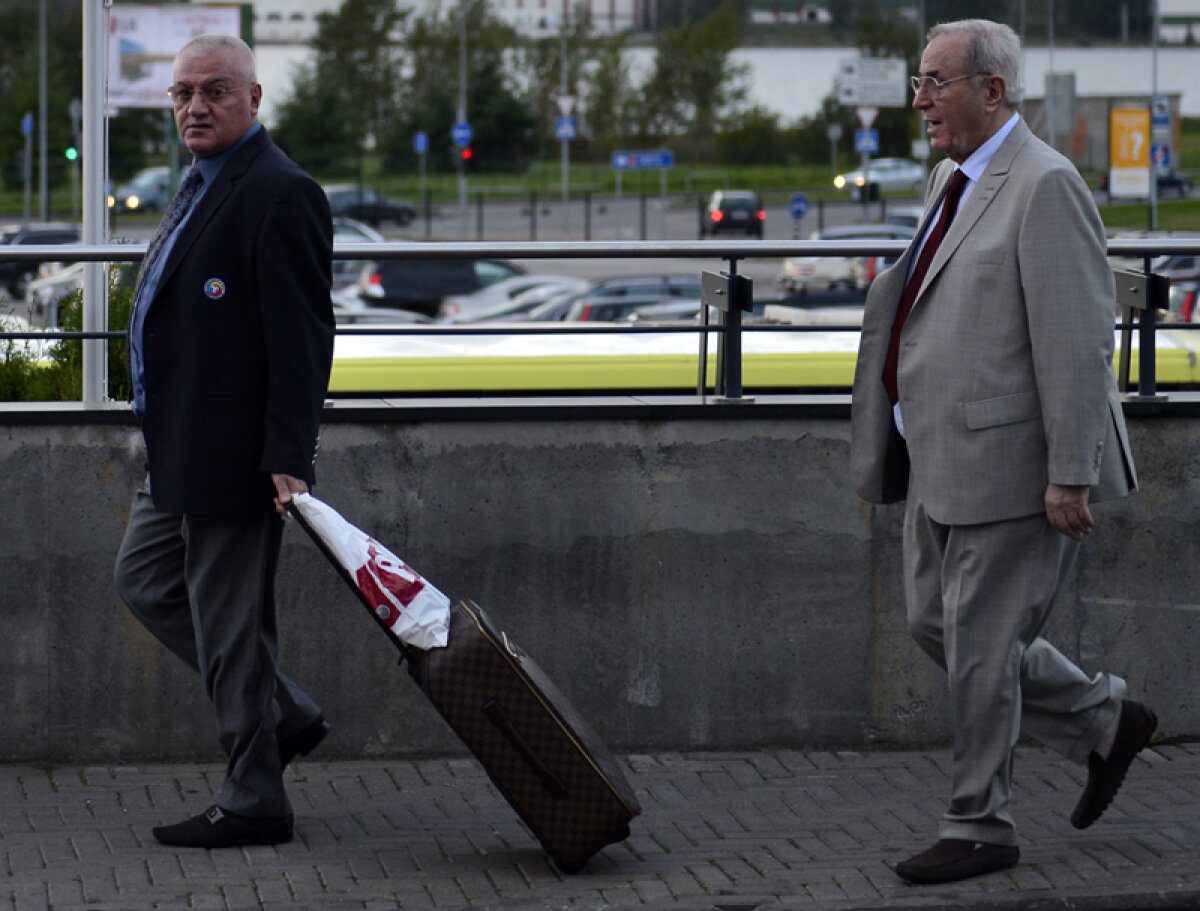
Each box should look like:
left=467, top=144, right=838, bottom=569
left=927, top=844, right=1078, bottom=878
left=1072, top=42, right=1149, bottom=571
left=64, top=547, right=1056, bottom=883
left=1, top=743, right=1197, bottom=911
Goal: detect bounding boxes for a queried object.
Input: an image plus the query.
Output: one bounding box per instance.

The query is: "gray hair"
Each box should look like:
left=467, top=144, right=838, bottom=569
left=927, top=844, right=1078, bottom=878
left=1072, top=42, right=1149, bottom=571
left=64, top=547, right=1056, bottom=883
left=927, top=19, right=1023, bottom=108
left=176, top=33, right=258, bottom=84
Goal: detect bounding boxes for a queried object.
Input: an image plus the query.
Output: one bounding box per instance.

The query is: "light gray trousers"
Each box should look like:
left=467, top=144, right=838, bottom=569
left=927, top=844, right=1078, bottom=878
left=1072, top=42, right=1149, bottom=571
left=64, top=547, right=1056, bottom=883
left=904, top=497, right=1125, bottom=846
left=114, top=478, right=322, bottom=819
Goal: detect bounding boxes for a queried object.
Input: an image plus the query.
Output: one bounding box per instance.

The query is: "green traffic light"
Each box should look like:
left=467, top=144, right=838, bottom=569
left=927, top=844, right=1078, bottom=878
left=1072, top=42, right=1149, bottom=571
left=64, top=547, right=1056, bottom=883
left=64, top=146, right=78, bottom=161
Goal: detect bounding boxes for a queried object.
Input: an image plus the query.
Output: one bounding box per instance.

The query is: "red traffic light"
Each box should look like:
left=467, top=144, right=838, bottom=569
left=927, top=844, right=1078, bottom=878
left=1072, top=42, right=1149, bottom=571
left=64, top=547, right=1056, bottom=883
left=460, top=146, right=473, bottom=161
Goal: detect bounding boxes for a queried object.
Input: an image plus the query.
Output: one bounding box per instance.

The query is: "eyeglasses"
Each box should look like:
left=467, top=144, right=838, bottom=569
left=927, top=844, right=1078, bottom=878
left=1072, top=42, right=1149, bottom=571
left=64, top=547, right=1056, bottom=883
left=166, top=82, right=247, bottom=107
left=909, top=73, right=988, bottom=97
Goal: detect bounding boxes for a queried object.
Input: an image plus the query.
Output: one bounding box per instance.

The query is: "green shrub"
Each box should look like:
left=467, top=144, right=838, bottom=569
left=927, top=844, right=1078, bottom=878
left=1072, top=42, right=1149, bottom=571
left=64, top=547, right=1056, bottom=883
left=0, top=268, right=133, bottom=402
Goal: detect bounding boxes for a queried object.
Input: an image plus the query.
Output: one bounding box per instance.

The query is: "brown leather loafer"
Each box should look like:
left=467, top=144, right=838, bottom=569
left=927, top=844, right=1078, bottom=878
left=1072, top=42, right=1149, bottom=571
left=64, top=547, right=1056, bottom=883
left=1071, top=699, right=1158, bottom=829
left=895, top=838, right=1019, bottom=884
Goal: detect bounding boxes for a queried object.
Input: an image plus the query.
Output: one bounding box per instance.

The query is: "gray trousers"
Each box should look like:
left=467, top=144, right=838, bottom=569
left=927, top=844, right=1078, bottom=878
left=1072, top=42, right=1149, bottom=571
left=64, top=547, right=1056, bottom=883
left=114, top=478, right=322, bottom=819
left=904, top=497, right=1125, bottom=846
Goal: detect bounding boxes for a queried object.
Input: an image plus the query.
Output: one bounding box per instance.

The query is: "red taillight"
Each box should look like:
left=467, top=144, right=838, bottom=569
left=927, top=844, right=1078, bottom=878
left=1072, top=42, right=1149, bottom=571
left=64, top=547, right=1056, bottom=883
left=757, top=210, right=766, bottom=221
left=369, top=273, right=383, bottom=286
left=711, top=210, right=724, bottom=223
left=1184, top=290, right=1197, bottom=323
left=578, top=304, right=593, bottom=320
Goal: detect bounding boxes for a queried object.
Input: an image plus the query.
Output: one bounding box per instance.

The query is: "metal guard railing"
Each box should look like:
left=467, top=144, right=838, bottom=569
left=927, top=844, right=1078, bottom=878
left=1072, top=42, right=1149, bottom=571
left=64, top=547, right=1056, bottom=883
left=3, top=237, right=1200, bottom=403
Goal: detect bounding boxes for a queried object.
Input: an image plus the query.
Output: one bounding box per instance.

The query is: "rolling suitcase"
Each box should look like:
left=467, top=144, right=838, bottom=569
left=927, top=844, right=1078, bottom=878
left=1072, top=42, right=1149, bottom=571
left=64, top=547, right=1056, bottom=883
left=288, top=494, right=641, bottom=872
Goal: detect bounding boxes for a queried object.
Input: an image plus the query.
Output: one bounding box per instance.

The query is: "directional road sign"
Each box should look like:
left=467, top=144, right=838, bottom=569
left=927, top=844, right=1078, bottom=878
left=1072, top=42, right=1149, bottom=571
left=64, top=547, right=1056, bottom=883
left=451, top=121, right=472, bottom=147
left=611, top=150, right=675, bottom=170
left=837, top=57, right=907, bottom=108
left=789, top=192, right=809, bottom=219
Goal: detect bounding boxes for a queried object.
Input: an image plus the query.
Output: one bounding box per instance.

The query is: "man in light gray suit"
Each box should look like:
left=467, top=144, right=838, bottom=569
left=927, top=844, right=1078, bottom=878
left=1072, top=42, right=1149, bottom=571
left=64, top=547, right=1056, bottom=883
left=851, top=19, right=1156, bottom=885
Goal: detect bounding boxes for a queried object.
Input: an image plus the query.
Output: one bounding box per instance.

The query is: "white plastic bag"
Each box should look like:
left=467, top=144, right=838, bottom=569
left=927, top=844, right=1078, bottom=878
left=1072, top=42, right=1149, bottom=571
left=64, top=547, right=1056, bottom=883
left=290, top=492, right=450, bottom=650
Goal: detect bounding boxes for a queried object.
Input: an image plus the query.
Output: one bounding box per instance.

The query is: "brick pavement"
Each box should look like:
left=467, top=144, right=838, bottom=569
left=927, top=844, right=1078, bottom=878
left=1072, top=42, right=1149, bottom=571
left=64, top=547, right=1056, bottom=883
left=1, top=743, right=1198, bottom=911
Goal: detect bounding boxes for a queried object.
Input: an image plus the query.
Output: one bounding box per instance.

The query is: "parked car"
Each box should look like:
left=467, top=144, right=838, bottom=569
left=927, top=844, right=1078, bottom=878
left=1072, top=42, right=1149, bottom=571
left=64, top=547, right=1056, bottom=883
left=438, top=275, right=589, bottom=322
left=884, top=205, right=926, bottom=231
left=460, top=281, right=593, bottom=323
left=1150, top=253, right=1200, bottom=284
left=776, top=224, right=914, bottom=294
left=701, top=190, right=765, bottom=238
left=332, top=217, right=385, bottom=289
left=354, top=257, right=525, bottom=319
left=834, top=158, right=925, bottom=201
left=0, top=222, right=81, bottom=299
left=325, top=184, right=416, bottom=227
left=331, top=284, right=433, bottom=325
left=108, top=166, right=188, bottom=214
left=1165, top=282, right=1199, bottom=323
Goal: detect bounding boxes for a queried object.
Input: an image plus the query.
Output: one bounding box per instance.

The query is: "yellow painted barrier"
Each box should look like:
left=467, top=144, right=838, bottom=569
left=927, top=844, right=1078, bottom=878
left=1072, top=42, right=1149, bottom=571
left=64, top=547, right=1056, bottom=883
left=327, top=323, right=1200, bottom=395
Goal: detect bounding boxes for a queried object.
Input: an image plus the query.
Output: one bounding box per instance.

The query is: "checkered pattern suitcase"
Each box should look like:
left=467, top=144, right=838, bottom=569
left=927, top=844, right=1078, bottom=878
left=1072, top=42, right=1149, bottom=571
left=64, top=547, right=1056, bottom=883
left=289, top=503, right=640, bottom=872
left=406, top=599, right=641, bottom=873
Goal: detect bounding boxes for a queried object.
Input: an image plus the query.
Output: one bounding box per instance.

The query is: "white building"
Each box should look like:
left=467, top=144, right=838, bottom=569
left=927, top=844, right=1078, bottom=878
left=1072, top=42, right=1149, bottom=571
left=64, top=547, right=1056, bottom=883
left=249, top=0, right=650, bottom=43
left=1160, top=0, right=1200, bottom=43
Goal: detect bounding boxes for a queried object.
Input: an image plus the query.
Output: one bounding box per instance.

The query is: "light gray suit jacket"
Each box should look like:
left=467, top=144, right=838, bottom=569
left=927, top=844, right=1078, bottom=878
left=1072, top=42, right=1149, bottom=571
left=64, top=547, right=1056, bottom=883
left=850, top=119, right=1137, bottom=526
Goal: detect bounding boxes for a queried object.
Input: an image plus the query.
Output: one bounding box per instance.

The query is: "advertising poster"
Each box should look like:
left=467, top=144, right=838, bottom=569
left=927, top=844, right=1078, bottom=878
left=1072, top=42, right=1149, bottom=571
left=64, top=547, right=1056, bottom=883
left=108, top=4, right=242, bottom=110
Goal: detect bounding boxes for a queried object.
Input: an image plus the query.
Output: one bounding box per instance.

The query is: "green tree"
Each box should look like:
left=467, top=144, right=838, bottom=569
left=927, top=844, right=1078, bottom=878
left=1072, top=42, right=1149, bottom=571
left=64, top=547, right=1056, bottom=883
left=379, top=0, right=537, bottom=173
left=272, top=0, right=408, bottom=176
left=577, top=32, right=639, bottom=157
left=0, top=0, right=82, bottom=194
left=638, top=0, right=750, bottom=161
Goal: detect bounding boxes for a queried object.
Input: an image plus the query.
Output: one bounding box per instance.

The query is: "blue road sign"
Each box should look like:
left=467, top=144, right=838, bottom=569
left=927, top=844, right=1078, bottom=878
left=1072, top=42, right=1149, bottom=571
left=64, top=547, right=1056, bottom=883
left=20, top=113, right=33, bottom=137
left=452, top=122, right=472, bottom=147
left=611, top=150, right=675, bottom=170
left=555, top=117, right=576, bottom=142
left=854, top=129, right=879, bottom=155
left=1152, top=144, right=1171, bottom=169
left=789, top=192, right=809, bottom=219
left=413, top=131, right=429, bottom=154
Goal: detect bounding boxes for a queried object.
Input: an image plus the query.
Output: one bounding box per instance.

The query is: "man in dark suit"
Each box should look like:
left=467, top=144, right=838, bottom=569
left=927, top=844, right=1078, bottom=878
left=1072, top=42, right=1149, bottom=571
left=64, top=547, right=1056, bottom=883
left=114, top=33, right=335, bottom=849
left=850, top=19, right=1155, bottom=884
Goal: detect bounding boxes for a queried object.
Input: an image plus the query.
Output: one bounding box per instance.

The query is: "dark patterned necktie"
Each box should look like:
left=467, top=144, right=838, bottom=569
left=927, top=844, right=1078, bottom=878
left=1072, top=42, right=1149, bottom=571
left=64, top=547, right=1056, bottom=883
left=882, top=167, right=969, bottom=404
left=133, top=167, right=205, bottom=297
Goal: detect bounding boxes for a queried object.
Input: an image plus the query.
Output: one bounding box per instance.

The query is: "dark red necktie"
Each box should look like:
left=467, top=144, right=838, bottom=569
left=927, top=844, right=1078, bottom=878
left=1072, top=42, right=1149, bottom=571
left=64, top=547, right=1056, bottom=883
left=882, top=167, right=969, bottom=404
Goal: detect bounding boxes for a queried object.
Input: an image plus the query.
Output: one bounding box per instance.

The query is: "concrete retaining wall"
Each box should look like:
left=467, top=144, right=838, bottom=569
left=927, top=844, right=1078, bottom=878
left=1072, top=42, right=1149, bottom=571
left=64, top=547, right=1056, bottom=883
left=1, top=403, right=1196, bottom=764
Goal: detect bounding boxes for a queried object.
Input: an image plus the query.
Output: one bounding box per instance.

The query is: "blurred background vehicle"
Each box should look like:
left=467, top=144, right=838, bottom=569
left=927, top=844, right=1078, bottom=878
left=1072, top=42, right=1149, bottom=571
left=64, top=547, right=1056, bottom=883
left=834, top=158, right=925, bottom=202
left=884, top=205, right=926, bottom=231
left=1100, top=169, right=1194, bottom=198
left=776, top=224, right=914, bottom=295
left=331, top=217, right=385, bottom=289
left=0, top=222, right=81, bottom=300
left=1165, top=282, right=1199, bottom=323
left=325, top=184, right=416, bottom=227
left=437, top=275, right=589, bottom=322
left=108, top=166, right=187, bottom=214
left=524, top=275, right=705, bottom=322
left=701, top=190, right=765, bottom=238
left=354, top=257, right=525, bottom=318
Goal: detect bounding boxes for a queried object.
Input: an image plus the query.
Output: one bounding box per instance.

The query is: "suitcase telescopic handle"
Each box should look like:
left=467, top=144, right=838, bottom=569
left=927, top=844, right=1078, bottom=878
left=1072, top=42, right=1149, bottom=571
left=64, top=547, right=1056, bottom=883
left=483, top=701, right=568, bottom=799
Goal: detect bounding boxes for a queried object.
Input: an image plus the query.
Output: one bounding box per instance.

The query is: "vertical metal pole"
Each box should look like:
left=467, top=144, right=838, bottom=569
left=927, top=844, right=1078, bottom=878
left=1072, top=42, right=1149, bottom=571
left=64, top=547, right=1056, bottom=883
left=81, top=0, right=107, bottom=403
left=457, top=4, right=468, bottom=237
left=720, top=260, right=744, bottom=401
left=529, top=190, right=537, bottom=241
left=39, top=0, right=48, bottom=221
left=1150, top=0, right=1159, bottom=231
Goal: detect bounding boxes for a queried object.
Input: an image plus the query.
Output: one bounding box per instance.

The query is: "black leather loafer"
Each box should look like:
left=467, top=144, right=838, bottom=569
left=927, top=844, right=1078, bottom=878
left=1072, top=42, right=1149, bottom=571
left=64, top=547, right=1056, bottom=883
left=1071, top=699, right=1158, bottom=829
left=152, top=805, right=293, bottom=849
left=279, top=715, right=330, bottom=768
left=895, top=838, right=1020, bottom=884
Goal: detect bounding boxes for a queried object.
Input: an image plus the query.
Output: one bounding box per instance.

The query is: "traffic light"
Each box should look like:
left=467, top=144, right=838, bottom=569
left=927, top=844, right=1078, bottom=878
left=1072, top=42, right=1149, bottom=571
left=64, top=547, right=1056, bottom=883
left=64, top=144, right=78, bottom=161
left=460, top=146, right=473, bottom=169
